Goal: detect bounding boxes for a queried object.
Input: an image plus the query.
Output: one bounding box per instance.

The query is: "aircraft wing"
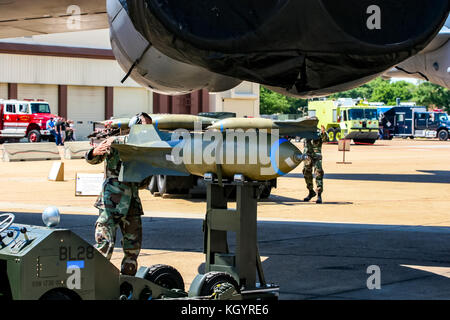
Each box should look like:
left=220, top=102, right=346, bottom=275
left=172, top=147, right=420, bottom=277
left=382, top=16, right=450, bottom=88
left=420, top=25, right=450, bottom=54
left=0, top=0, right=108, bottom=39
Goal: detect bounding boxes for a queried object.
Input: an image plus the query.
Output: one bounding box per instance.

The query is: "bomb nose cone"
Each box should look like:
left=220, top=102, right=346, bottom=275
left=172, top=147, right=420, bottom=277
left=272, top=140, right=304, bottom=177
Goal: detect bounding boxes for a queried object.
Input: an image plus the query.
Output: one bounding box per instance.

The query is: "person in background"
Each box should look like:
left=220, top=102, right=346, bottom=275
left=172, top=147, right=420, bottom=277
left=302, top=125, right=328, bottom=204
left=60, top=118, right=66, bottom=143
left=65, top=119, right=75, bottom=141
left=55, top=117, right=63, bottom=146
left=46, top=117, right=58, bottom=145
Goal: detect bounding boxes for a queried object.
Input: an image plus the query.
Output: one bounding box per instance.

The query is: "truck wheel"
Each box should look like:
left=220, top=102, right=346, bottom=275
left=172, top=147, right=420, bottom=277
left=144, top=264, right=185, bottom=291
left=334, top=128, right=342, bottom=141
left=438, top=130, right=449, bottom=141
left=28, top=130, right=41, bottom=143
left=199, top=272, right=240, bottom=297
left=327, top=128, right=336, bottom=142
left=354, top=139, right=376, bottom=145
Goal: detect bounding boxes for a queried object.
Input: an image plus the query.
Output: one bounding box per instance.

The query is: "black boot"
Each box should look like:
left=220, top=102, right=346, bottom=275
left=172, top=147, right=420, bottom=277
left=316, top=193, right=322, bottom=204
left=304, top=190, right=316, bottom=202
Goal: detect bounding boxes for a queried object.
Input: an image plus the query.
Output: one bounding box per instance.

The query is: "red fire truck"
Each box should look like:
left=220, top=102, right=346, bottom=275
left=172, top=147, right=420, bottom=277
left=0, top=99, right=58, bottom=143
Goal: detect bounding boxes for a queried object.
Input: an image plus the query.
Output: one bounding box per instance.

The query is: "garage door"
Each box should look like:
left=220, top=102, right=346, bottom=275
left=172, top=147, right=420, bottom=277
left=67, top=86, right=105, bottom=141
left=18, top=84, right=58, bottom=114
left=223, top=99, right=257, bottom=118
left=113, top=87, right=152, bottom=118
left=0, top=83, right=7, bottom=100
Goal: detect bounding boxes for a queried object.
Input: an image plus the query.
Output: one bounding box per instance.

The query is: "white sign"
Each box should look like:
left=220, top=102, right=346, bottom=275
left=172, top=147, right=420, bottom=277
left=75, top=173, right=104, bottom=196
left=48, top=162, right=64, bottom=181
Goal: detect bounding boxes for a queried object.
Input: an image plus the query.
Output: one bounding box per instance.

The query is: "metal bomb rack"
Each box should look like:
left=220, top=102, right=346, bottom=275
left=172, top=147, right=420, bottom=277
left=192, top=172, right=279, bottom=299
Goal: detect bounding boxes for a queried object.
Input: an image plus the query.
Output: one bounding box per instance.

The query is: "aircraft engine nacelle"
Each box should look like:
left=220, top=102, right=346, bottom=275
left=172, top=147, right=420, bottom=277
left=107, top=0, right=242, bottom=95
left=110, top=0, right=449, bottom=98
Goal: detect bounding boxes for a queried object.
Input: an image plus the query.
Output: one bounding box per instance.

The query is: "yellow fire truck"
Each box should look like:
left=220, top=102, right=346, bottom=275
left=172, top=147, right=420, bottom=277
left=308, top=99, right=379, bottom=144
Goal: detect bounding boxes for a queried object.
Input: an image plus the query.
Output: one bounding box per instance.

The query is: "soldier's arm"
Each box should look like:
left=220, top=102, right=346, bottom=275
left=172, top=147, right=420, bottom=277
left=86, top=137, right=118, bottom=165
left=85, top=147, right=106, bottom=165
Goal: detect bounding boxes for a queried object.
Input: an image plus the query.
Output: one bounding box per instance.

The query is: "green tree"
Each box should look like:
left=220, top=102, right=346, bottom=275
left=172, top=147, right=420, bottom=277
left=286, top=96, right=308, bottom=115
left=412, top=82, right=450, bottom=111
left=262, top=77, right=450, bottom=114
left=370, top=79, right=415, bottom=105
left=260, top=86, right=289, bottom=114
left=330, top=82, right=374, bottom=100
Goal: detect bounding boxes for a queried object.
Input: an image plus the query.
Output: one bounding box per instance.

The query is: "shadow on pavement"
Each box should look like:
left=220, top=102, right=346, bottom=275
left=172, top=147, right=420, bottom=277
left=287, top=170, right=450, bottom=184
left=7, top=211, right=450, bottom=300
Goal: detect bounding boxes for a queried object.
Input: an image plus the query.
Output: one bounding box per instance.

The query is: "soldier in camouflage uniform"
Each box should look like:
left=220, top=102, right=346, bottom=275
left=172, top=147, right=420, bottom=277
left=303, top=126, right=328, bottom=204
left=85, top=113, right=152, bottom=275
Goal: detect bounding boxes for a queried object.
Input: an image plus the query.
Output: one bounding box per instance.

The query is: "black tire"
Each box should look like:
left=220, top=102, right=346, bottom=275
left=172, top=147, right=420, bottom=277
left=334, top=127, right=342, bottom=141
left=157, top=175, right=168, bottom=194
left=354, top=139, right=376, bottom=145
left=157, top=175, right=192, bottom=195
left=40, top=290, right=75, bottom=300
left=148, top=176, right=158, bottom=195
left=259, top=185, right=272, bottom=199
left=157, top=175, right=178, bottom=194
left=27, top=130, right=41, bottom=143
left=438, top=130, right=449, bottom=141
left=144, top=264, right=185, bottom=291
left=327, top=128, right=336, bottom=142
left=199, top=272, right=240, bottom=296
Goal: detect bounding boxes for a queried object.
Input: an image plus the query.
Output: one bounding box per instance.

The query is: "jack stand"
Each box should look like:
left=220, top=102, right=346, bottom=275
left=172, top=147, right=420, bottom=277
left=189, top=178, right=279, bottom=300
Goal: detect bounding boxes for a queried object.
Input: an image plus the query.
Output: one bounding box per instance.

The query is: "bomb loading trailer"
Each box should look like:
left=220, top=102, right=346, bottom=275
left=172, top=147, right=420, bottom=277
left=0, top=178, right=278, bottom=300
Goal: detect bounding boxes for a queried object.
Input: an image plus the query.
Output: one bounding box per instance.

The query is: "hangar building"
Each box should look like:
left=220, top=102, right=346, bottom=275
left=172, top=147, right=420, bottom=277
left=0, top=29, right=260, bottom=140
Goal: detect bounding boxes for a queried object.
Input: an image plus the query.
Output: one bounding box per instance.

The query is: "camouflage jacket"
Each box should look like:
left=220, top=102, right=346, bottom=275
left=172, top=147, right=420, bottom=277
left=85, top=145, right=143, bottom=216
left=305, top=131, right=328, bottom=156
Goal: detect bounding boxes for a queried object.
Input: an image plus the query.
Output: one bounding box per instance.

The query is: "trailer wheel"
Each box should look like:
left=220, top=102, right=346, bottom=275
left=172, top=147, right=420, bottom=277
left=157, top=175, right=193, bottom=195
left=144, top=264, right=185, bottom=291
left=40, top=288, right=80, bottom=300
left=28, top=130, right=41, bottom=143
left=157, top=175, right=169, bottom=194
left=438, top=130, right=449, bottom=141
left=157, top=175, right=181, bottom=194
left=148, top=176, right=158, bottom=195
left=259, top=185, right=273, bottom=199
left=199, top=272, right=240, bottom=297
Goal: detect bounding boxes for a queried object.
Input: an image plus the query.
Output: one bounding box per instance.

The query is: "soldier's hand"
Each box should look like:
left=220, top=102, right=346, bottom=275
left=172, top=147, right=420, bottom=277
left=92, top=137, right=115, bottom=156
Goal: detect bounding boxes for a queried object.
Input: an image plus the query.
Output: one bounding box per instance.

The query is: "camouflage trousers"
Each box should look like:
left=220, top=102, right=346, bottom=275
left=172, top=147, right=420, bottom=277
left=95, top=204, right=143, bottom=276
left=303, top=157, right=324, bottom=194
